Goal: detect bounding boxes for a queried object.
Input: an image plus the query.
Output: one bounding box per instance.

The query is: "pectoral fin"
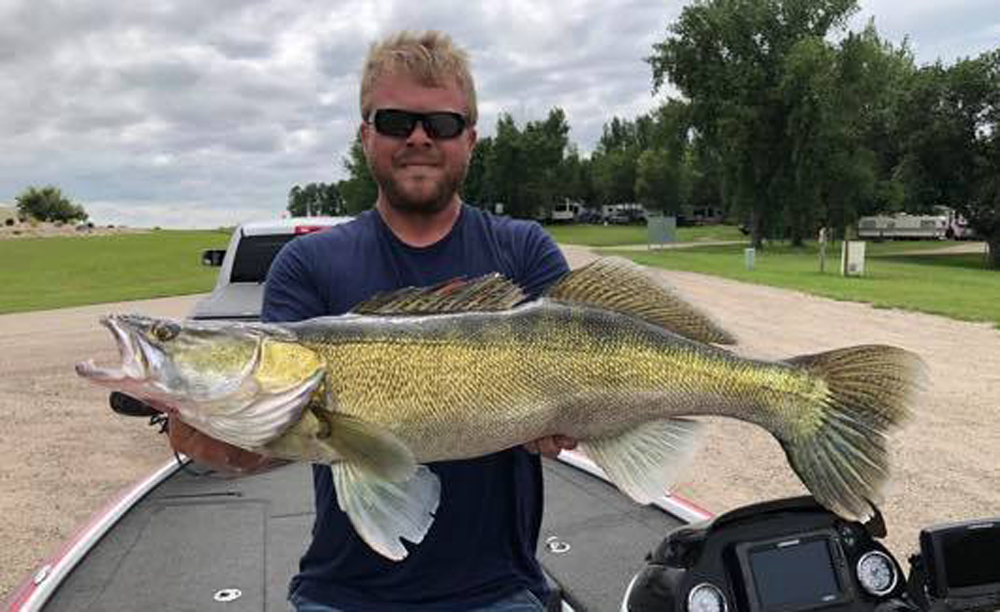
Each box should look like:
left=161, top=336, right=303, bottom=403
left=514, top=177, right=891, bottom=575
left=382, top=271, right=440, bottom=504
left=265, top=403, right=421, bottom=470
left=579, top=418, right=703, bottom=504
left=320, top=406, right=441, bottom=561
left=324, top=405, right=418, bottom=483
left=332, top=464, right=441, bottom=561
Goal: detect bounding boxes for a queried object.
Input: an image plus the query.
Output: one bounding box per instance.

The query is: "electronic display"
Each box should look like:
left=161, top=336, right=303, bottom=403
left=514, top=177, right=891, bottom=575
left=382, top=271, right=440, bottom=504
left=940, top=527, right=1000, bottom=589
left=922, top=520, right=1000, bottom=599
left=738, top=533, right=849, bottom=611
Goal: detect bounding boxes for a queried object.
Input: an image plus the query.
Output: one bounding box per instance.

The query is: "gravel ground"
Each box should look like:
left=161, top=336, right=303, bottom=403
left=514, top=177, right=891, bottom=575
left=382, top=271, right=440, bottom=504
left=0, top=297, right=196, bottom=599
left=2, top=247, right=999, bottom=600
left=559, top=245, right=1000, bottom=564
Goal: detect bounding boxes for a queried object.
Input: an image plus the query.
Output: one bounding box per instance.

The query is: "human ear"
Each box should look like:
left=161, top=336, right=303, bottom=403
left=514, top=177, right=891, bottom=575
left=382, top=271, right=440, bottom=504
left=359, top=123, right=373, bottom=160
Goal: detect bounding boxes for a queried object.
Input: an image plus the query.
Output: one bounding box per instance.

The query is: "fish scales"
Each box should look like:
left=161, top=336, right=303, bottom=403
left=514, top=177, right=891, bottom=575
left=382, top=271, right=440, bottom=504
left=289, top=301, right=824, bottom=462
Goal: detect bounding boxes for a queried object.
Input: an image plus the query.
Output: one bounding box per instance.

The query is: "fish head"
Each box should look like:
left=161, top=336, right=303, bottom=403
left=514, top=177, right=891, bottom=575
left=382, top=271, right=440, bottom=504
left=76, top=314, right=268, bottom=412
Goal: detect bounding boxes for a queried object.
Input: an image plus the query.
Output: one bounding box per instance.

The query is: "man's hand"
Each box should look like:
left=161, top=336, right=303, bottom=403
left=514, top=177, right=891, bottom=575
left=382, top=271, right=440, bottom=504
left=523, top=435, right=578, bottom=459
left=168, top=418, right=283, bottom=475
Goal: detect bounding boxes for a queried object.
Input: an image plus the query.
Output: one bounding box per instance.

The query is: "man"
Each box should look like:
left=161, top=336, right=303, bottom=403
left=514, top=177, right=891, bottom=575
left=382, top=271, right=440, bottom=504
left=170, top=30, right=575, bottom=611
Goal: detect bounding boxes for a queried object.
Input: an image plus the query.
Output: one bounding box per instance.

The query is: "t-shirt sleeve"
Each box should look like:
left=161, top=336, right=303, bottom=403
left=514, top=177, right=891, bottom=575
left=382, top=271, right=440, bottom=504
left=262, top=240, right=326, bottom=324
left=516, top=222, right=569, bottom=299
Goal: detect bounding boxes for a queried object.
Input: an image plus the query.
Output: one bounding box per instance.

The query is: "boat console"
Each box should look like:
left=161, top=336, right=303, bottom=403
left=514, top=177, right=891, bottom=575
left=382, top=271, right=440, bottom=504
left=623, top=497, right=1000, bottom=612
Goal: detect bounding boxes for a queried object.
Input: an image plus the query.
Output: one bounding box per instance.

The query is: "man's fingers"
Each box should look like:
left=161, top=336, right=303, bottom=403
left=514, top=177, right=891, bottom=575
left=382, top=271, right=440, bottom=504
left=167, top=419, right=271, bottom=474
left=535, top=438, right=556, bottom=457
left=553, top=435, right=578, bottom=451
left=524, top=435, right=579, bottom=458
left=167, top=418, right=198, bottom=451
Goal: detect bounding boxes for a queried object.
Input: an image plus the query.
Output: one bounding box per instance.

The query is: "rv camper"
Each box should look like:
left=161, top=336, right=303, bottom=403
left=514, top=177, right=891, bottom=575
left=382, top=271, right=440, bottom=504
left=857, top=207, right=973, bottom=240
left=551, top=201, right=582, bottom=223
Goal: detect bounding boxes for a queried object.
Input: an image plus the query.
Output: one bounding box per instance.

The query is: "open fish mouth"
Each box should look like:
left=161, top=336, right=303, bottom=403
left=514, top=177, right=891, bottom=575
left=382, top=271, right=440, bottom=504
left=75, top=315, right=150, bottom=383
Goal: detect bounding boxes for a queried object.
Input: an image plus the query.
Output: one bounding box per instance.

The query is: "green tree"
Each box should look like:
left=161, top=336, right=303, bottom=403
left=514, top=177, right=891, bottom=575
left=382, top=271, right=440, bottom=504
left=485, top=113, right=528, bottom=217
left=648, top=0, right=860, bottom=247
left=648, top=101, right=691, bottom=158
left=636, top=149, right=684, bottom=214
left=15, top=185, right=88, bottom=223
left=287, top=182, right=344, bottom=217
left=839, top=25, right=915, bottom=221
left=779, top=35, right=842, bottom=244
left=896, top=50, right=1000, bottom=267
left=635, top=101, right=696, bottom=216
left=591, top=148, right=638, bottom=206
left=590, top=116, right=644, bottom=206
left=687, top=142, right=725, bottom=217
left=520, top=108, right=572, bottom=218
left=557, top=146, right=594, bottom=206
left=598, top=116, right=646, bottom=152
left=338, top=134, right=379, bottom=214
left=463, top=136, right=492, bottom=206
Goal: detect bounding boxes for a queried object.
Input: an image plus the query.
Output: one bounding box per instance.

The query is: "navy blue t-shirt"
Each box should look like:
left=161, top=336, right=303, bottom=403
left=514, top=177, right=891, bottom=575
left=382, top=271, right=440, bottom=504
left=261, top=205, right=569, bottom=611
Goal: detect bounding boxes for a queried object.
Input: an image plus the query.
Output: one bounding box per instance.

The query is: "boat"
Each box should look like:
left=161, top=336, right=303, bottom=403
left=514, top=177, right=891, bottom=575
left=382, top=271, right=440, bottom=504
left=6, top=447, right=703, bottom=611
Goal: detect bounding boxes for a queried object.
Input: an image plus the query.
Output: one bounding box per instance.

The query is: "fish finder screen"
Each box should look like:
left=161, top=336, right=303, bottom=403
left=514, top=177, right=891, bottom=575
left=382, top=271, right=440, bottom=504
left=941, top=528, right=1000, bottom=588
left=749, top=539, right=842, bottom=609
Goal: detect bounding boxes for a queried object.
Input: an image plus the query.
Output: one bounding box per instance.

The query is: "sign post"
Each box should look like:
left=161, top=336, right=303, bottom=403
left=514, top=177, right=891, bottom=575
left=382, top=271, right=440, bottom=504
left=841, top=241, right=867, bottom=277
left=646, top=214, right=676, bottom=250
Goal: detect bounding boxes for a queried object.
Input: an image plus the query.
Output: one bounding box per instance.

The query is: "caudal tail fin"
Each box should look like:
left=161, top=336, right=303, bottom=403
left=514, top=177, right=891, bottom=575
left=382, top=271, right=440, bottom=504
left=781, top=345, right=925, bottom=520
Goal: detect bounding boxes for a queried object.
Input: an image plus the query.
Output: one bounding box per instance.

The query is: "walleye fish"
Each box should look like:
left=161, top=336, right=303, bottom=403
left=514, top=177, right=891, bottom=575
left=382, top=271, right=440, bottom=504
left=76, top=257, right=923, bottom=561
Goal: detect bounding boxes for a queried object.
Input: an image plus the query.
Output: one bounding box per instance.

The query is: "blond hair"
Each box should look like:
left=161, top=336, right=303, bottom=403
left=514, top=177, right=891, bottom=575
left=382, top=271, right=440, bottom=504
left=359, top=30, right=478, bottom=126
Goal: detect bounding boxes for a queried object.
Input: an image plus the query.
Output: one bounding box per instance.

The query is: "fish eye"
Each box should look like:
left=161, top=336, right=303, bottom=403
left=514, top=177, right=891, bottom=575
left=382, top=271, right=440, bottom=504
left=152, top=322, right=180, bottom=342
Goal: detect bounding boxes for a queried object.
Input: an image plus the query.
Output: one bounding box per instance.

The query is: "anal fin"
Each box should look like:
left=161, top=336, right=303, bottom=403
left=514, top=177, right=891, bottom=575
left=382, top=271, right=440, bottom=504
left=579, top=418, right=703, bottom=504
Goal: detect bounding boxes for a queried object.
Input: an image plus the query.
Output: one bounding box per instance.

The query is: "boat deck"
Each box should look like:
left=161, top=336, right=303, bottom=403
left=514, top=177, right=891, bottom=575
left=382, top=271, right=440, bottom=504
left=42, top=458, right=685, bottom=611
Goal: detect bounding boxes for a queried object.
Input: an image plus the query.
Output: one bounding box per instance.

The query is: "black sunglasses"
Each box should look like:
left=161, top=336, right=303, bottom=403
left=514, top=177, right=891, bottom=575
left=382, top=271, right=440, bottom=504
left=369, top=109, right=468, bottom=139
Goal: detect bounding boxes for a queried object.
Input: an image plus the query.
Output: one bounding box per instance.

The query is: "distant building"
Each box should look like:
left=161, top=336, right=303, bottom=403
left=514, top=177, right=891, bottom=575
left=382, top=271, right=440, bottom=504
left=0, top=204, right=17, bottom=225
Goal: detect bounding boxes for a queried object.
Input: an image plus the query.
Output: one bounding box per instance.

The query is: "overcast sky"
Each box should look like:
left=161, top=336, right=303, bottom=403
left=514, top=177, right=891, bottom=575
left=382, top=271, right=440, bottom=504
left=1, top=0, right=997, bottom=229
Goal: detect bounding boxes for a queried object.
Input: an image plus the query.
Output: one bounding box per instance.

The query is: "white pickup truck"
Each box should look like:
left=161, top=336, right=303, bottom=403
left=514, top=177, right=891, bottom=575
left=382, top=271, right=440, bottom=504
left=107, top=215, right=353, bottom=418
left=190, top=216, right=353, bottom=321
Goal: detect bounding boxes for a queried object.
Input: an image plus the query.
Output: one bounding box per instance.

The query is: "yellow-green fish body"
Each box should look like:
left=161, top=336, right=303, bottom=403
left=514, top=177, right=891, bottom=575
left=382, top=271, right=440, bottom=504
left=275, top=302, right=810, bottom=460
left=77, top=257, right=923, bottom=561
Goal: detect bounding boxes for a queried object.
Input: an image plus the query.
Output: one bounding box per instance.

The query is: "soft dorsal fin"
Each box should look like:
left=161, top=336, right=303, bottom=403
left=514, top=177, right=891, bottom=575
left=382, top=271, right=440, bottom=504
left=352, top=275, right=526, bottom=316
left=545, top=256, right=736, bottom=345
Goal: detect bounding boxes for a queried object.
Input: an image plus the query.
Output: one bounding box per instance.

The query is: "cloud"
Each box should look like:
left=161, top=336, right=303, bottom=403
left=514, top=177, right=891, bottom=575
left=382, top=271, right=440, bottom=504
left=0, top=0, right=995, bottom=228
left=852, top=0, right=1000, bottom=63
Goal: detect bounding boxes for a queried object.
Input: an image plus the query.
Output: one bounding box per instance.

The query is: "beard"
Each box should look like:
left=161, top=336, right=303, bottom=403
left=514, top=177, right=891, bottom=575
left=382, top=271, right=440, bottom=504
left=370, top=151, right=467, bottom=215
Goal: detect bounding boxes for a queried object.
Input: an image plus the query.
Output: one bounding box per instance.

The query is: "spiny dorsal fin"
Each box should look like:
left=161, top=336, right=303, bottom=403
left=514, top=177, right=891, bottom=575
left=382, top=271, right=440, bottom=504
left=352, top=275, right=525, bottom=316
left=545, top=256, right=736, bottom=345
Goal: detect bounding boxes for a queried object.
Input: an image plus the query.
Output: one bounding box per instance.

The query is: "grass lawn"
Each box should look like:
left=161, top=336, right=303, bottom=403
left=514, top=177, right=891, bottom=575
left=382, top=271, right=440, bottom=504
left=544, top=223, right=746, bottom=246
left=0, top=230, right=230, bottom=314
left=1, top=227, right=995, bottom=328
left=604, top=241, right=1000, bottom=327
